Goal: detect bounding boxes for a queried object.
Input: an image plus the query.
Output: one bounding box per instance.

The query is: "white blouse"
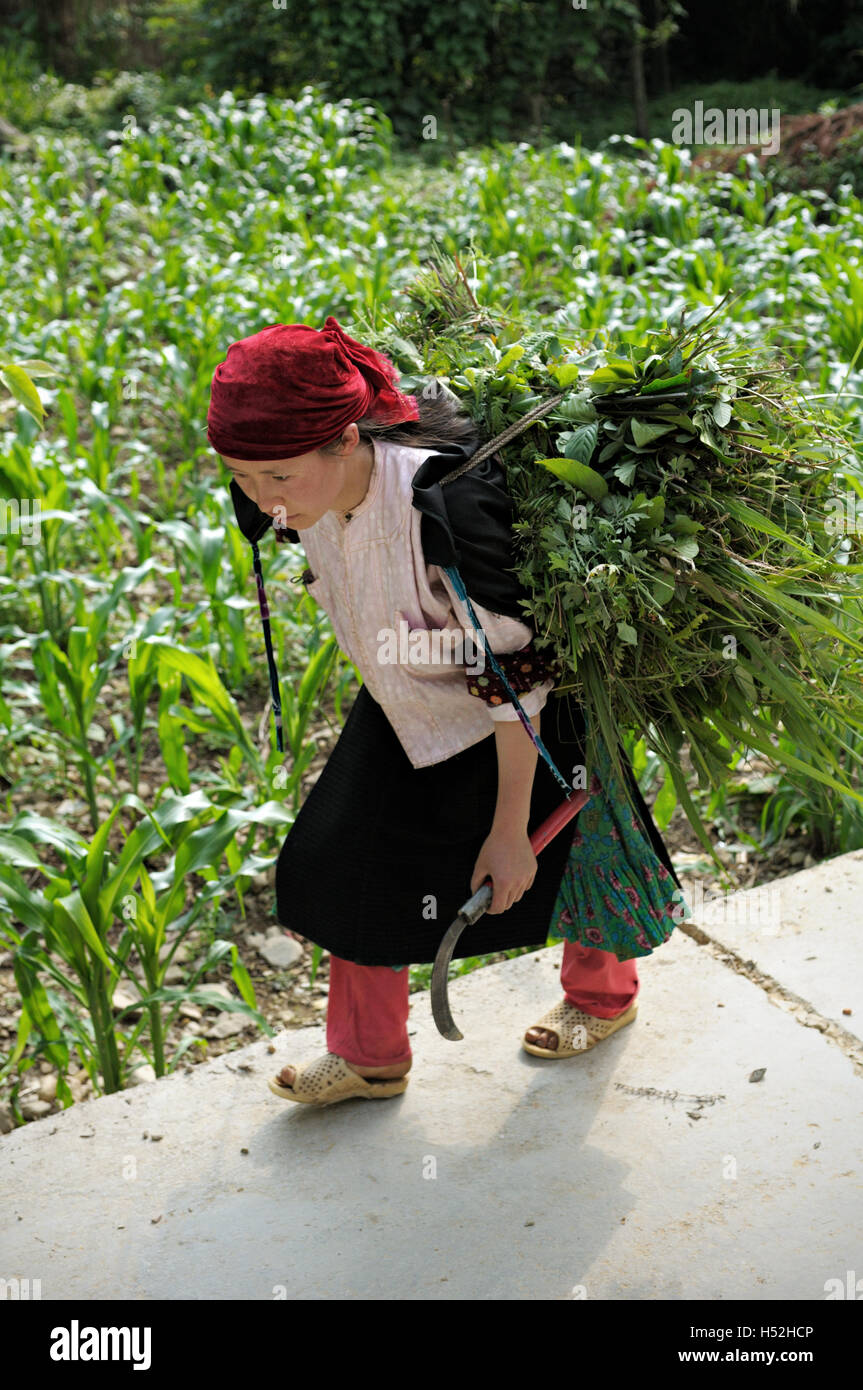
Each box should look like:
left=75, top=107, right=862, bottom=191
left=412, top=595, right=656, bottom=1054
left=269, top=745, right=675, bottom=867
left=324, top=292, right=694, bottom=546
left=292, top=436, right=554, bottom=768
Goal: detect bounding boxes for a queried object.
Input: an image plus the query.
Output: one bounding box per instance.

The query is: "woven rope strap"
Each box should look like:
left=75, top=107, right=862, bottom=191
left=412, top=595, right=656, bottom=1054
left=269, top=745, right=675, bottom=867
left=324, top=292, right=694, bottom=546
left=438, top=385, right=571, bottom=486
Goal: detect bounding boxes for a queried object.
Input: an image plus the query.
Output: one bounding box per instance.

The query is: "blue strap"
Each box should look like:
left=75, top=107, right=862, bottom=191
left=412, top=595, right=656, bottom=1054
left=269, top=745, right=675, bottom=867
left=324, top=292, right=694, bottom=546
left=444, top=564, right=575, bottom=799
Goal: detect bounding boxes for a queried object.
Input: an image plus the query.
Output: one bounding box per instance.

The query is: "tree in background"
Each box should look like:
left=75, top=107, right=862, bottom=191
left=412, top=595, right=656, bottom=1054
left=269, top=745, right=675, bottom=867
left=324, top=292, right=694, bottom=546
left=0, top=0, right=859, bottom=146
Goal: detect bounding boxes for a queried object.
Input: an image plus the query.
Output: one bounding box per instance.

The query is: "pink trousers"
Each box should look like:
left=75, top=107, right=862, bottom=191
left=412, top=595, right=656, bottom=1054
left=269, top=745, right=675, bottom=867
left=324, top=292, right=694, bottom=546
left=326, top=941, right=640, bottom=1068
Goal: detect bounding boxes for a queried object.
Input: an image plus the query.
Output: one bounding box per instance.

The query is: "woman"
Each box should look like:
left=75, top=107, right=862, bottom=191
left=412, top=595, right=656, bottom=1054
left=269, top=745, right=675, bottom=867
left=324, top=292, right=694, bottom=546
left=206, top=316, right=683, bottom=1107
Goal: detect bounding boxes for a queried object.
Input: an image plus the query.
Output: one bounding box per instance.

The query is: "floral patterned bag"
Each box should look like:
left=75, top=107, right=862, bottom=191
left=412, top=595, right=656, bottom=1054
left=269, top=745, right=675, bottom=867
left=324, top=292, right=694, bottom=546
left=547, top=731, right=690, bottom=960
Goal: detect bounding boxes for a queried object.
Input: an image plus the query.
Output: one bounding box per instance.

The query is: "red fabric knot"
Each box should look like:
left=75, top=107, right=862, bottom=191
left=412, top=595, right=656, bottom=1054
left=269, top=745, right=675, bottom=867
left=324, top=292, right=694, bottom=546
left=206, top=315, right=419, bottom=461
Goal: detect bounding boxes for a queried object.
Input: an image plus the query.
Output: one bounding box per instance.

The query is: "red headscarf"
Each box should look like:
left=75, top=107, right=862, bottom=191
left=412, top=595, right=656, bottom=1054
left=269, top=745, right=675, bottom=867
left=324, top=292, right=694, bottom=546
left=206, top=315, right=420, bottom=461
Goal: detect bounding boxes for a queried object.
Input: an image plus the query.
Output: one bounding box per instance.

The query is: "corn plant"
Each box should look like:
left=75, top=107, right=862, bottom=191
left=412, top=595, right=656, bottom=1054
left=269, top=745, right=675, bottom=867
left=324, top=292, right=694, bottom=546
left=0, top=790, right=290, bottom=1098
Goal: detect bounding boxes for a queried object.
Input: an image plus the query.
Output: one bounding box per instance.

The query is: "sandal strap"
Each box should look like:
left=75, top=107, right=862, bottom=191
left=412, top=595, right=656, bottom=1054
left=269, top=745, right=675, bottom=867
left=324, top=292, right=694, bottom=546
left=285, top=1052, right=365, bottom=1102
left=532, top=999, right=635, bottom=1049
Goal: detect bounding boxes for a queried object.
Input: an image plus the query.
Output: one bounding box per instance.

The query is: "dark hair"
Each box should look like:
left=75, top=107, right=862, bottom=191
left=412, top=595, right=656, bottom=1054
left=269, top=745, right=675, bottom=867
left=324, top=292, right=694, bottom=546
left=317, top=381, right=480, bottom=456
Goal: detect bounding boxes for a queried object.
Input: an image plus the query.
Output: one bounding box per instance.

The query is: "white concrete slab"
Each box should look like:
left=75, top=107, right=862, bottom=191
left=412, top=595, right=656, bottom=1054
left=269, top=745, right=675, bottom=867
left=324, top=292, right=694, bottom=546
left=682, top=849, right=863, bottom=1043
left=2, top=922, right=861, bottom=1301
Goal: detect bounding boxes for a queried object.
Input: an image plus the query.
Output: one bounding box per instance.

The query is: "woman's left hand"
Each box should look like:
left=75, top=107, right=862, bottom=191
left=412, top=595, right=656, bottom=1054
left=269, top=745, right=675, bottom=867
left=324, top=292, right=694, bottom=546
left=470, top=826, right=537, bottom=914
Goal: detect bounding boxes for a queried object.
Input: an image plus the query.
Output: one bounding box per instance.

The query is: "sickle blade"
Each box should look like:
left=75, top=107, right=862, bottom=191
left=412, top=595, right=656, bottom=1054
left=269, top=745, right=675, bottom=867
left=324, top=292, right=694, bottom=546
left=431, top=914, right=470, bottom=1041
left=431, top=881, right=493, bottom=1040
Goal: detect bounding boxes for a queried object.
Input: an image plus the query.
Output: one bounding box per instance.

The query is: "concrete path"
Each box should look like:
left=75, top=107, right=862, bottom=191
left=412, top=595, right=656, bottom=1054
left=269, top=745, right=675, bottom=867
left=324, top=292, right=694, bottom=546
left=2, top=852, right=862, bottom=1300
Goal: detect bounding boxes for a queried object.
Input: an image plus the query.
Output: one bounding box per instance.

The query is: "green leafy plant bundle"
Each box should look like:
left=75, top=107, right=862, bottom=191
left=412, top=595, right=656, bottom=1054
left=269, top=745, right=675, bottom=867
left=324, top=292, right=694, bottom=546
left=376, top=250, right=863, bottom=859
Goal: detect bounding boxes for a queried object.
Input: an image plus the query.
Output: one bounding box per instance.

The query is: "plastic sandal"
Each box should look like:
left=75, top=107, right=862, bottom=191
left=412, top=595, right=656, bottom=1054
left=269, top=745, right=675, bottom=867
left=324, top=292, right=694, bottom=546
left=522, top=999, right=638, bottom=1058
left=267, top=1052, right=410, bottom=1106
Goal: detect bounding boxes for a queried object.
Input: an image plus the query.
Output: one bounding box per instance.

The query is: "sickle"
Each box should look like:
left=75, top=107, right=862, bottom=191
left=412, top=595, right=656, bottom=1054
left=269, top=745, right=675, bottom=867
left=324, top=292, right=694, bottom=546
left=431, top=790, right=591, bottom=1040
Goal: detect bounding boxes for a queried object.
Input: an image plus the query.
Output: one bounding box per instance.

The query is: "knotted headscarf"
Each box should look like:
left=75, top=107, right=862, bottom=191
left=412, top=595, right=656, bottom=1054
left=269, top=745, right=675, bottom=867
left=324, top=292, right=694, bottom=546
left=206, top=315, right=420, bottom=461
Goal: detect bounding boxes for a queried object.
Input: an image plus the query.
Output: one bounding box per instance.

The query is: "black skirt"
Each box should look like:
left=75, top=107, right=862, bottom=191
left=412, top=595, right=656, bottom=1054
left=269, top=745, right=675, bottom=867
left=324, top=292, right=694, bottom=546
left=275, top=684, right=679, bottom=967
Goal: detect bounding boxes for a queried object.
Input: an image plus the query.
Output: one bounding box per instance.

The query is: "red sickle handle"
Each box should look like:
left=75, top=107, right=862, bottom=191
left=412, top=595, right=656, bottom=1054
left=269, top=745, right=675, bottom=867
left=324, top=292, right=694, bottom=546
left=528, top=788, right=590, bottom=854
left=472, top=789, right=591, bottom=907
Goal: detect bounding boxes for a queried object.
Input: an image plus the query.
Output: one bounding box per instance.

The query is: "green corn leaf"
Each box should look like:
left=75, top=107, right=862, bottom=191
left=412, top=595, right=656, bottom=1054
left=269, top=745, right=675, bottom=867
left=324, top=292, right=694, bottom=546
left=52, top=891, right=111, bottom=970
left=537, top=457, right=608, bottom=500
left=0, top=364, right=44, bottom=421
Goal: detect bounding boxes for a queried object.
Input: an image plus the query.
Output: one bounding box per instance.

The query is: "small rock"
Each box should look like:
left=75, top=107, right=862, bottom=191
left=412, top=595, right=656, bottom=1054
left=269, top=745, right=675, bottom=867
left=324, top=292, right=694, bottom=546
left=38, top=1074, right=58, bottom=1102
left=200, top=982, right=234, bottom=1004
left=163, top=964, right=185, bottom=984
left=21, top=1099, right=52, bottom=1119
left=0, top=1103, right=15, bottom=1134
left=205, top=1013, right=248, bottom=1039
left=804, top=1015, right=828, bottom=1033
left=788, top=850, right=806, bottom=865
left=127, top=1064, right=157, bottom=1087
left=179, top=1003, right=202, bottom=1021
left=112, top=984, right=141, bottom=1014
left=159, top=937, right=196, bottom=964
left=259, top=934, right=303, bottom=970
left=748, top=1067, right=766, bottom=1083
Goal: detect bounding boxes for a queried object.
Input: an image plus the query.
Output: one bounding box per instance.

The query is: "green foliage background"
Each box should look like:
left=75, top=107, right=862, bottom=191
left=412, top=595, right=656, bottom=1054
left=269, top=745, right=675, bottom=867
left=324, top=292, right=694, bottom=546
left=1, top=0, right=861, bottom=150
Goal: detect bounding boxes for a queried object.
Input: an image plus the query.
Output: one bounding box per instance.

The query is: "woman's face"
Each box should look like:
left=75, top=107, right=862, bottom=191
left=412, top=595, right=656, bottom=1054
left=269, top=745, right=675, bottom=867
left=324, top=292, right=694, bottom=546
left=219, top=446, right=348, bottom=530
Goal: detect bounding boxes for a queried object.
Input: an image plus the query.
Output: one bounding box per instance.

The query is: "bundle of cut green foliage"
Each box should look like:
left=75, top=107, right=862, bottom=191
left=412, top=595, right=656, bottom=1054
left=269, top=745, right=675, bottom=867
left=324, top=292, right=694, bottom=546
left=373, top=248, right=863, bottom=856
